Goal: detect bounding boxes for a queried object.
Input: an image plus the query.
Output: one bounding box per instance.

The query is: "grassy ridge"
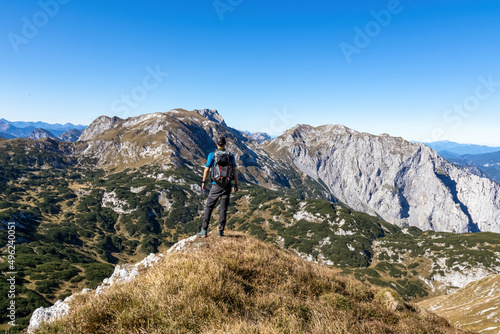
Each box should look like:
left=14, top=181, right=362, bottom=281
left=37, top=233, right=467, bottom=334
left=419, top=273, right=500, bottom=333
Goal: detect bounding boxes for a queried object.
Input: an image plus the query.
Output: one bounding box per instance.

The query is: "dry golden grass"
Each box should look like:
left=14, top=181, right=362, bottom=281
left=37, top=232, right=470, bottom=334
left=419, top=273, right=500, bottom=333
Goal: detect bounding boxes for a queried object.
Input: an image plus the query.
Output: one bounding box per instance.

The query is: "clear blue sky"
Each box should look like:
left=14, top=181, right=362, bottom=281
left=1, top=0, right=500, bottom=145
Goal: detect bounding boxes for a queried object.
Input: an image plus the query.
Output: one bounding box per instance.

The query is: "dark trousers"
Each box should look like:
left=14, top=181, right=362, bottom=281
left=202, top=183, right=232, bottom=231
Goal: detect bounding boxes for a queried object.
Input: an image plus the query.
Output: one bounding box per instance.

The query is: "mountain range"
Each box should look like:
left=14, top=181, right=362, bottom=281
left=422, top=140, right=500, bottom=156
left=0, top=118, right=86, bottom=132
left=1, top=108, right=500, bottom=333
left=438, top=150, right=500, bottom=185
left=419, top=141, right=500, bottom=185
left=75, top=109, right=500, bottom=233
left=0, top=119, right=86, bottom=142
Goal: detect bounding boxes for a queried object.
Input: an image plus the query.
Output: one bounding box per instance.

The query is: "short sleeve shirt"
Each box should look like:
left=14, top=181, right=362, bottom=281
left=206, top=151, right=237, bottom=184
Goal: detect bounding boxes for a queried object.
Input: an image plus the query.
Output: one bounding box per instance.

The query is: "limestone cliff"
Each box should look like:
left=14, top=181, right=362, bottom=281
left=264, top=124, right=500, bottom=232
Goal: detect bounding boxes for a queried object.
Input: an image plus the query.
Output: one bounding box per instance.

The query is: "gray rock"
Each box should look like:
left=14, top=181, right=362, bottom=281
left=58, top=129, right=83, bottom=142
left=27, top=298, right=72, bottom=333
left=264, top=124, right=500, bottom=233
left=73, top=110, right=500, bottom=233
left=193, top=109, right=227, bottom=126
left=78, top=115, right=122, bottom=141
left=249, top=132, right=272, bottom=144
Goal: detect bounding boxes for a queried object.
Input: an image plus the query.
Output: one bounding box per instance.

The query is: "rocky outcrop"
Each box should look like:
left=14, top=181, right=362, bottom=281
left=78, top=115, right=122, bottom=142
left=193, top=109, right=227, bottom=127
left=27, top=237, right=196, bottom=333
left=249, top=132, right=272, bottom=144
left=264, top=124, right=500, bottom=233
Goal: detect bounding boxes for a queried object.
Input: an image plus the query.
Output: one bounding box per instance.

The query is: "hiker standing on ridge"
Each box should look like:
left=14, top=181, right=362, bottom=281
left=198, top=135, right=238, bottom=237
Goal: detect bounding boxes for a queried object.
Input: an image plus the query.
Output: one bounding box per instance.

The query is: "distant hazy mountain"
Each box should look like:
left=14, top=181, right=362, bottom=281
left=0, top=131, right=15, bottom=139
left=440, top=151, right=500, bottom=184
left=0, top=118, right=87, bottom=141
left=423, top=140, right=500, bottom=155
left=28, top=128, right=60, bottom=141
left=0, top=119, right=36, bottom=137
left=419, top=141, right=500, bottom=184
left=240, top=130, right=273, bottom=144
left=250, top=132, right=272, bottom=143
left=1, top=118, right=87, bottom=132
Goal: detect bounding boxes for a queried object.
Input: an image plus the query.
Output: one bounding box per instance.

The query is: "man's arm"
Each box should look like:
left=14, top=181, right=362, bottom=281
left=233, top=167, right=239, bottom=192
left=202, top=167, right=210, bottom=191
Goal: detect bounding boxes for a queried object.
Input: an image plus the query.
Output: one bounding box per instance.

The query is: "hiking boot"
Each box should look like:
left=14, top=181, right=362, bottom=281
left=217, top=230, right=224, bottom=237
left=198, top=228, right=207, bottom=238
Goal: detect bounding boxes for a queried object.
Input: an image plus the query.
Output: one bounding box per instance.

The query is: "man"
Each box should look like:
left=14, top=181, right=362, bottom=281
left=198, top=135, right=238, bottom=237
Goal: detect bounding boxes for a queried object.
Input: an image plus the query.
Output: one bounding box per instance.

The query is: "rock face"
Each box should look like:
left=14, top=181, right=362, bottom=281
left=193, top=109, right=227, bottom=127
left=28, top=128, right=59, bottom=141
left=263, top=124, right=500, bottom=233
left=78, top=115, right=122, bottom=142
left=249, top=132, right=272, bottom=144
left=58, top=129, right=83, bottom=142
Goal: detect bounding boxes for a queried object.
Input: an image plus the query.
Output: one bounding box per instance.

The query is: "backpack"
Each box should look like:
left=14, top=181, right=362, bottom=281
left=211, top=151, right=234, bottom=188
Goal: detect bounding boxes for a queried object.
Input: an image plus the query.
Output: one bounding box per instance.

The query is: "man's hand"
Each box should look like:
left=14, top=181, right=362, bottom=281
left=234, top=184, right=239, bottom=192
left=202, top=182, right=207, bottom=191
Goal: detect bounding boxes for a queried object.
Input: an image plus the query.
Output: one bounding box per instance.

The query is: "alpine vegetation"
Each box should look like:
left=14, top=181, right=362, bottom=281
left=33, top=234, right=466, bottom=334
